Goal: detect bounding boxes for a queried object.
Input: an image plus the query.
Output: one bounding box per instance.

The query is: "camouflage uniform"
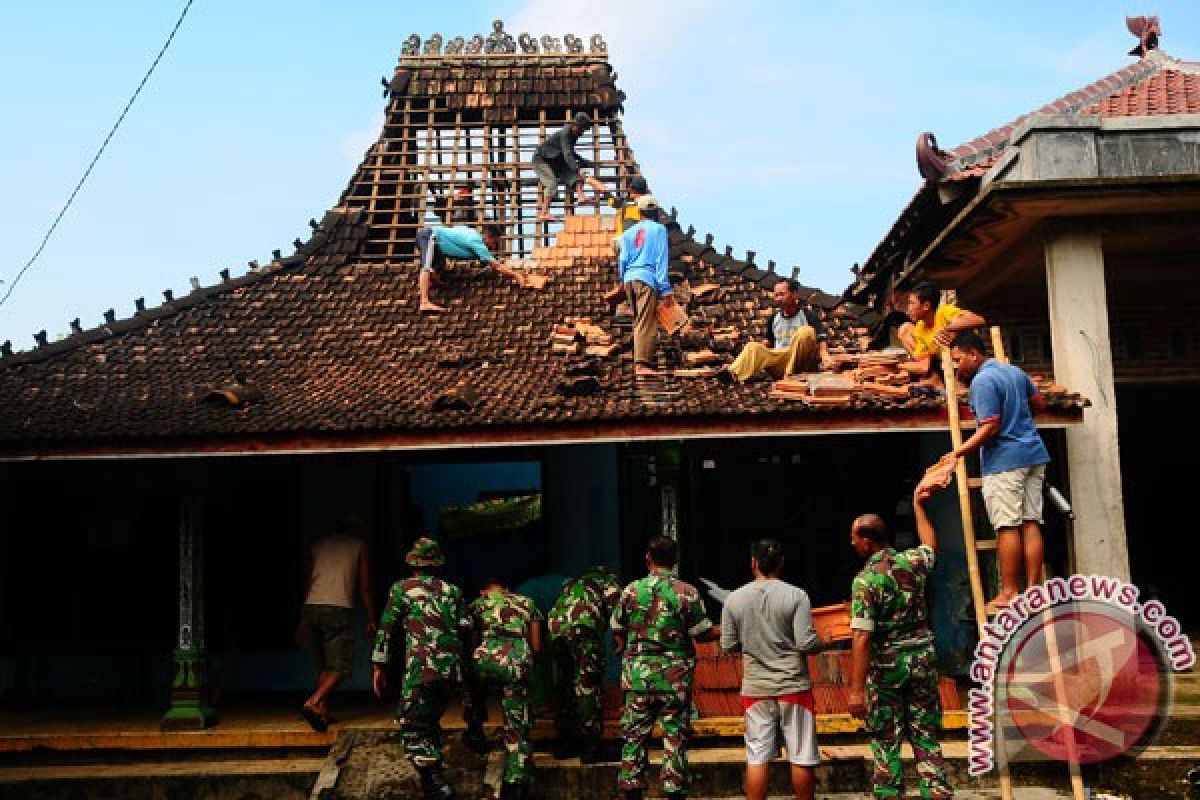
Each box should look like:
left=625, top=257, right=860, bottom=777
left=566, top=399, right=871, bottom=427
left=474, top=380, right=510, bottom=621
left=371, top=538, right=472, bottom=770
left=548, top=566, right=621, bottom=740
left=611, top=567, right=714, bottom=796
left=465, top=588, right=542, bottom=786
left=850, top=544, right=952, bottom=800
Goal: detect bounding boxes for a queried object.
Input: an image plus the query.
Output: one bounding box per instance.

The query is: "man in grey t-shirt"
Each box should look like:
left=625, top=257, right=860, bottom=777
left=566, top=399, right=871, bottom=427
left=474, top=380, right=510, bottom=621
left=721, top=539, right=821, bottom=800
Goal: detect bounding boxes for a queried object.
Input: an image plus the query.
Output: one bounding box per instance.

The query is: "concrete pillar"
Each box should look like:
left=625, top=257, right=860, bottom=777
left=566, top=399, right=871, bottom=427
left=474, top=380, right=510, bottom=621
left=161, top=493, right=214, bottom=730
left=1043, top=225, right=1129, bottom=580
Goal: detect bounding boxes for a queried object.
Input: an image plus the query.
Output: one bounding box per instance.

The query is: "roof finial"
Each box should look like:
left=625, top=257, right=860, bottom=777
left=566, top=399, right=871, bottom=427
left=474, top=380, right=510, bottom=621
left=916, top=132, right=953, bottom=182
left=1126, top=15, right=1161, bottom=57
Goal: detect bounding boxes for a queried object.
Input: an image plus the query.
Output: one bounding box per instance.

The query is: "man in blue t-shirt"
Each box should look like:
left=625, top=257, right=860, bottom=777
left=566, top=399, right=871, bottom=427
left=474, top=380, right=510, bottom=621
left=944, top=331, right=1050, bottom=612
left=416, top=223, right=523, bottom=313
left=617, top=195, right=678, bottom=376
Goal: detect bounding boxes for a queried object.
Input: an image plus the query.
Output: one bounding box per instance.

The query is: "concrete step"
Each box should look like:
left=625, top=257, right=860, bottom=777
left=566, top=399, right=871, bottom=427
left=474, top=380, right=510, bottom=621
left=307, top=729, right=1200, bottom=799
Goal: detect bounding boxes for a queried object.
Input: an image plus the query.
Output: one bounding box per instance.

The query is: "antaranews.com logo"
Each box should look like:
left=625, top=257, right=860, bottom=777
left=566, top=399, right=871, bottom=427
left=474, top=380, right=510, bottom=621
left=967, top=575, right=1195, bottom=775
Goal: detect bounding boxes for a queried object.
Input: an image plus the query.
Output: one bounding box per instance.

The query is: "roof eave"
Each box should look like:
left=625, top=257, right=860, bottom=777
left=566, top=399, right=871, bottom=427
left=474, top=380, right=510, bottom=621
left=0, top=408, right=1085, bottom=461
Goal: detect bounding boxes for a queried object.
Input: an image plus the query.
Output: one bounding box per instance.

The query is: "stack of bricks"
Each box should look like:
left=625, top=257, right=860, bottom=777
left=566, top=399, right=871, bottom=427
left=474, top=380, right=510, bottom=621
left=530, top=215, right=617, bottom=268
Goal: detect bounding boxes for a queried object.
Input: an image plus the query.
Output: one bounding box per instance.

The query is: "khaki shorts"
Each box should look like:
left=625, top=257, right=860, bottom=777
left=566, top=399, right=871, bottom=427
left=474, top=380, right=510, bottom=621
left=304, top=604, right=355, bottom=677
left=981, top=464, right=1046, bottom=529
left=743, top=694, right=819, bottom=766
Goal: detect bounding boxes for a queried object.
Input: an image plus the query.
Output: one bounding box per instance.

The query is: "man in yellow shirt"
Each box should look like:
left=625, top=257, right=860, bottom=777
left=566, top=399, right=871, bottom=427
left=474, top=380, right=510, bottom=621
left=898, top=282, right=985, bottom=383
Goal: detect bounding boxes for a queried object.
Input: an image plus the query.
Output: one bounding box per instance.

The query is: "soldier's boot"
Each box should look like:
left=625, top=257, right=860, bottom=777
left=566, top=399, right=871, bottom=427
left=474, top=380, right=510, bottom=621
left=416, top=764, right=455, bottom=800
left=463, top=722, right=490, bottom=755
left=619, top=790, right=643, bottom=800
left=498, top=781, right=526, bottom=800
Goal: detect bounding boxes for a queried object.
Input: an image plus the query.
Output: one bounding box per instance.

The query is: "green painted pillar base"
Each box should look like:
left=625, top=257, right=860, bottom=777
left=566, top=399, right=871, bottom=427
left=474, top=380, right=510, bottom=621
left=161, top=646, right=214, bottom=731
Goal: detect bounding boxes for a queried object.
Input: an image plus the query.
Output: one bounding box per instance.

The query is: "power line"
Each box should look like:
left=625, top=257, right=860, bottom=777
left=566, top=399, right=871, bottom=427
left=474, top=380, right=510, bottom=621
left=0, top=0, right=197, bottom=313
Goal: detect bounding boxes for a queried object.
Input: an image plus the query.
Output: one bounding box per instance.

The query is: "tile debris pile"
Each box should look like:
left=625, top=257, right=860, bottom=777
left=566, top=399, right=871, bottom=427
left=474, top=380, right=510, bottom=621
left=692, top=641, right=963, bottom=717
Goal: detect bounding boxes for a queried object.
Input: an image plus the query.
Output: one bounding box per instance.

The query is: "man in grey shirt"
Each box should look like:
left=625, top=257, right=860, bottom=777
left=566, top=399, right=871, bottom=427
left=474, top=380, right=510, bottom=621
left=721, top=539, right=821, bottom=800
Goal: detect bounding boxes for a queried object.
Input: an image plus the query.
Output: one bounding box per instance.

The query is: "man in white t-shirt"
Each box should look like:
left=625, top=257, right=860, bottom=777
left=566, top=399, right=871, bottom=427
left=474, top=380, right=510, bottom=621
left=299, top=515, right=376, bottom=731
left=721, top=539, right=823, bottom=800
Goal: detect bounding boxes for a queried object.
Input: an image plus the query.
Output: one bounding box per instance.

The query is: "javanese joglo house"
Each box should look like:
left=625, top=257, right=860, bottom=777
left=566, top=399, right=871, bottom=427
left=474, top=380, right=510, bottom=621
left=12, top=16, right=1194, bottom=738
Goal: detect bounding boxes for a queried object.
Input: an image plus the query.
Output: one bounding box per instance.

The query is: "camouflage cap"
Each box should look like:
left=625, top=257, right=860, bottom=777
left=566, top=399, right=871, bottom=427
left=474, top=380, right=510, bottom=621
left=406, top=536, right=445, bottom=567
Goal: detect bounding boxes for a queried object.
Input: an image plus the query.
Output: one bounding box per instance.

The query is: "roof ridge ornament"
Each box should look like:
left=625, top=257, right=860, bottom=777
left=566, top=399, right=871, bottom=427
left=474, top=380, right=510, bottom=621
left=1126, top=15, right=1161, bottom=58
left=400, top=25, right=609, bottom=58
left=915, top=132, right=954, bottom=183
left=486, top=19, right=516, bottom=54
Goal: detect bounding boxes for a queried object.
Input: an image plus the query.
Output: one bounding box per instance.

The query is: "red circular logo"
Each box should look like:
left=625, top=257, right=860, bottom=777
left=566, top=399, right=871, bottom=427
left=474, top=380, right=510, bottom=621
left=1002, top=605, right=1164, bottom=764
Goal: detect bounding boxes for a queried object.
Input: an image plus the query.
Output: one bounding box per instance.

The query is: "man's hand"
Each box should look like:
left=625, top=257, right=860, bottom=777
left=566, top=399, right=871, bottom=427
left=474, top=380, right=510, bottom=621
left=819, top=355, right=834, bottom=371
left=372, top=666, right=387, bottom=700
left=848, top=688, right=867, bottom=719
left=913, top=483, right=936, bottom=506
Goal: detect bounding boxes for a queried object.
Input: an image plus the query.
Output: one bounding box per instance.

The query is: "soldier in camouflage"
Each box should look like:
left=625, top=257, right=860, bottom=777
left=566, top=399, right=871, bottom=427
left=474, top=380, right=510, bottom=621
left=463, top=579, right=542, bottom=800
left=548, top=565, right=621, bottom=762
left=847, top=485, right=952, bottom=800
left=371, top=537, right=471, bottom=800
left=611, top=536, right=719, bottom=800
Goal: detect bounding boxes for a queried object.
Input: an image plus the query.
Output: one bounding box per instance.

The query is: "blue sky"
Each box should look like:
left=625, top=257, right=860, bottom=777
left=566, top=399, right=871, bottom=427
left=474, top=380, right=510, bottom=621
left=2, top=1, right=1199, bottom=348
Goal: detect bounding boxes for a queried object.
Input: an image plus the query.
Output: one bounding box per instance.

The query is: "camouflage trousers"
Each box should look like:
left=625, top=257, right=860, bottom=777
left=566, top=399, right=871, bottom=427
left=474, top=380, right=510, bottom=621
left=618, top=689, right=691, bottom=794
left=865, top=645, right=952, bottom=800
left=398, top=679, right=453, bottom=768
left=553, top=634, right=605, bottom=738
left=465, top=659, right=534, bottom=785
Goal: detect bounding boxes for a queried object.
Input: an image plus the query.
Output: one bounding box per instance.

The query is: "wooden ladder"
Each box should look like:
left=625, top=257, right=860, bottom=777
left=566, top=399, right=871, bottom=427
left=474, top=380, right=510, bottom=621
left=940, top=324, right=1085, bottom=800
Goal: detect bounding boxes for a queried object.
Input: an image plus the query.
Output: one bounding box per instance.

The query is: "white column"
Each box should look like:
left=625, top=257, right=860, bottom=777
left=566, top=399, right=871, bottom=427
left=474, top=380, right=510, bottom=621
left=1044, top=225, right=1130, bottom=580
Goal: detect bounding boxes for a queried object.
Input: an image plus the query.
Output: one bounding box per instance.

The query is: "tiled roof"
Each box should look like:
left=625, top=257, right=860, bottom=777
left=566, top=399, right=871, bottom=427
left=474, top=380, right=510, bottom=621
left=944, top=56, right=1162, bottom=181
left=388, top=59, right=623, bottom=122
left=1083, top=67, right=1200, bottom=116
left=0, top=42, right=1085, bottom=454
left=852, top=49, right=1200, bottom=299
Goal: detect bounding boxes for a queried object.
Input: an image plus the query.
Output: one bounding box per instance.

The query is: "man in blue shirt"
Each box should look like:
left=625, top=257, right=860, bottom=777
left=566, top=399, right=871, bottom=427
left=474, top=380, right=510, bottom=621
left=618, top=195, right=677, bottom=376
left=416, top=223, right=522, bottom=313
left=944, top=331, right=1050, bottom=612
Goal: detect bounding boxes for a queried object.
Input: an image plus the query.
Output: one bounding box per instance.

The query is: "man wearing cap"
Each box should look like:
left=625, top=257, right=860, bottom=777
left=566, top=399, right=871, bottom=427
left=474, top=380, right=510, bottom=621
left=298, top=514, right=376, bottom=732
left=618, top=195, right=677, bottom=377
left=534, top=112, right=610, bottom=223
left=372, top=538, right=471, bottom=800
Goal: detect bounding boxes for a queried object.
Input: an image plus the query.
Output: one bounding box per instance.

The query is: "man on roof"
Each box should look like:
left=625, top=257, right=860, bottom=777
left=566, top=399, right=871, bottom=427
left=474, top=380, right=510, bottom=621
left=718, top=278, right=832, bottom=384
left=415, top=222, right=525, bottom=313
left=534, top=112, right=611, bottom=223
left=617, top=195, right=676, bottom=377
left=897, top=282, right=986, bottom=383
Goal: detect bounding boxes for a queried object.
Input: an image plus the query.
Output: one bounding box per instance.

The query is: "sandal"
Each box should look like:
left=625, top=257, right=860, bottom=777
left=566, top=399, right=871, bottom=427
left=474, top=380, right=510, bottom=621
left=300, top=706, right=329, bottom=733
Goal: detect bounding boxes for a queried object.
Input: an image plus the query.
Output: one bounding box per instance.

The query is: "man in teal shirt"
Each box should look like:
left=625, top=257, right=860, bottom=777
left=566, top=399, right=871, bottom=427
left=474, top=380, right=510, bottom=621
left=417, top=223, right=523, bottom=312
